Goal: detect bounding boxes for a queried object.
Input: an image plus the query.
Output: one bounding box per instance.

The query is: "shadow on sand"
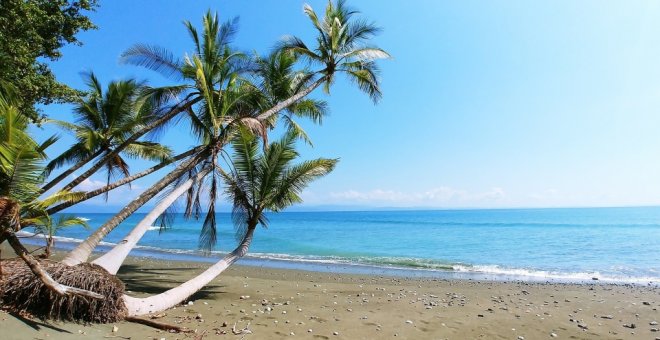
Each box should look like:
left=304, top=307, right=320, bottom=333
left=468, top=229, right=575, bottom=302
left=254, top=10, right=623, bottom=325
left=116, top=264, right=228, bottom=301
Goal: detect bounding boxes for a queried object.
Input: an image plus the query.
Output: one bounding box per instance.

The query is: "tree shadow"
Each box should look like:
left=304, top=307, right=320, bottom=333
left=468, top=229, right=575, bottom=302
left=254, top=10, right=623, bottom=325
left=6, top=312, right=73, bottom=333
left=116, top=264, right=228, bottom=300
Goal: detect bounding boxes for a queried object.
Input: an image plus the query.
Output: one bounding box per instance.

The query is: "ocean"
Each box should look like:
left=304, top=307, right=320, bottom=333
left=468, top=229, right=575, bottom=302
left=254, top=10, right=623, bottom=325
left=21, top=206, right=660, bottom=285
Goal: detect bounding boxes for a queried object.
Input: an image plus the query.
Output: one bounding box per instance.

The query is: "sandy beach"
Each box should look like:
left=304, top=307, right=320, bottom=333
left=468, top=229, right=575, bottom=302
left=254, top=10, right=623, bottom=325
left=1, top=250, right=658, bottom=340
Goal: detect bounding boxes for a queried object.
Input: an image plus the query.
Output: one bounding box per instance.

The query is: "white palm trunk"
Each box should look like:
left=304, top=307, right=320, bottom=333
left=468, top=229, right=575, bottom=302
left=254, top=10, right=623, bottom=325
left=61, top=153, right=204, bottom=267
left=123, top=227, right=254, bottom=316
left=92, top=168, right=211, bottom=274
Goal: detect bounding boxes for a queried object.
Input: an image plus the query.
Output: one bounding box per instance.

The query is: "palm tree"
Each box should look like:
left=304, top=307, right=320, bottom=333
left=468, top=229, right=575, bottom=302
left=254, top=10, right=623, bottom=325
left=91, top=49, right=330, bottom=275
left=0, top=91, right=101, bottom=299
left=32, top=215, right=89, bottom=258
left=257, top=0, right=390, bottom=121
left=42, top=73, right=171, bottom=193
left=91, top=77, right=265, bottom=274
left=63, top=0, right=390, bottom=266
left=61, top=12, right=251, bottom=266
left=122, top=128, right=337, bottom=315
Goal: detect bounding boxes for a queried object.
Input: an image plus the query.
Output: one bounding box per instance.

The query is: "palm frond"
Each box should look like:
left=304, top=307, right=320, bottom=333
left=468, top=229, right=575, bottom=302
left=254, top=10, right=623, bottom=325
left=121, top=44, right=183, bottom=79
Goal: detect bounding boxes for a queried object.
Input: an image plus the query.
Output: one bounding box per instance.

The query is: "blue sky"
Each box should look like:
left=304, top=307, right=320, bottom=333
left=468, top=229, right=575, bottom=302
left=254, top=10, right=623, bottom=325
left=39, top=0, right=660, bottom=211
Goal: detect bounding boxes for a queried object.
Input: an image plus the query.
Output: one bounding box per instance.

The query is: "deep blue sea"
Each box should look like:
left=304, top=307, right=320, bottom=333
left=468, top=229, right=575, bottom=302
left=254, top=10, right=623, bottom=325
left=22, top=207, right=660, bottom=284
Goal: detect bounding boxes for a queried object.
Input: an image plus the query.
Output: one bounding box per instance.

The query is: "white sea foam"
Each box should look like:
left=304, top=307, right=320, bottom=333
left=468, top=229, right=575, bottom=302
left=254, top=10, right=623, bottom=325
left=452, top=264, right=659, bottom=284
left=18, top=233, right=658, bottom=285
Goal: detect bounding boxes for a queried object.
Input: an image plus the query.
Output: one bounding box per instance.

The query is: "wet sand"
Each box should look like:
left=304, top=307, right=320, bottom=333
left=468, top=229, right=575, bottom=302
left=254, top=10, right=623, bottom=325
left=1, top=252, right=659, bottom=339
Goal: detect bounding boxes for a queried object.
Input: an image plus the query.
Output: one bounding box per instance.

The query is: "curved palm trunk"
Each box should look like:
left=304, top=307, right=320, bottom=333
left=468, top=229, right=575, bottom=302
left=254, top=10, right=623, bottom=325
left=123, top=226, right=255, bottom=316
left=61, top=98, right=201, bottom=192
left=40, top=148, right=104, bottom=193
left=47, top=146, right=203, bottom=215
left=60, top=151, right=206, bottom=266
left=92, top=167, right=211, bottom=274
left=5, top=231, right=102, bottom=299
left=256, top=77, right=326, bottom=121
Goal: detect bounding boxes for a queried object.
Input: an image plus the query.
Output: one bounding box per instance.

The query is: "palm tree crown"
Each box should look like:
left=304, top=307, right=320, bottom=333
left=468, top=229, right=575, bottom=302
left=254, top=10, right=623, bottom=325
left=45, top=72, right=171, bottom=193
left=280, top=0, right=391, bottom=101
left=222, top=127, right=337, bottom=244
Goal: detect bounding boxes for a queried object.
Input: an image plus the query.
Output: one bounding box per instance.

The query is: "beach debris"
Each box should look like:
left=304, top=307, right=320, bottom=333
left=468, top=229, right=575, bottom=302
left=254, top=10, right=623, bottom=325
left=651, top=328, right=659, bottom=332
left=112, top=325, right=119, bottom=333
left=405, top=320, right=413, bottom=324
left=333, top=331, right=339, bottom=335
left=601, top=315, right=614, bottom=319
left=187, top=301, right=194, bottom=306
left=231, top=322, right=252, bottom=335
left=550, top=332, right=557, bottom=337
left=125, top=316, right=192, bottom=333
left=239, top=295, right=250, bottom=300
left=643, top=301, right=651, bottom=306
left=517, top=336, right=525, bottom=340
left=651, top=321, right=658, bottom=325
left=308, top=329, right=313, bottom=333
left=623, top=323, right=636, bottom=329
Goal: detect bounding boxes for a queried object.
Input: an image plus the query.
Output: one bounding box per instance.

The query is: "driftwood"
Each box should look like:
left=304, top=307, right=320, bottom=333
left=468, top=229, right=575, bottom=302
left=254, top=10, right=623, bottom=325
left=124, top=316, right=192, bottom=333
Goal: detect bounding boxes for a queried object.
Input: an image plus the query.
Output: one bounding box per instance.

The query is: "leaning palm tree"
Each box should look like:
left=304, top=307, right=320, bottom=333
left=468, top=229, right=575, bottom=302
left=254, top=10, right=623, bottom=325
left=91, top=75, right=267, bottom=274
left=63, top=0, right=387, bottom=266
left=42, top=73, right=171, bottom=193
left=60, top=12, right=253, bottom=266
left=122, top=128, right=337, bottom=315
left=91, top=48, right=332, bottom=275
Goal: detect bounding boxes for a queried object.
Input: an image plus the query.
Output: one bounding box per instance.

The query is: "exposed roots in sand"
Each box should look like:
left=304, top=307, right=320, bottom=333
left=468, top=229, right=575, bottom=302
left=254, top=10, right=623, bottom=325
left=1, top=258, right=127, bottom=323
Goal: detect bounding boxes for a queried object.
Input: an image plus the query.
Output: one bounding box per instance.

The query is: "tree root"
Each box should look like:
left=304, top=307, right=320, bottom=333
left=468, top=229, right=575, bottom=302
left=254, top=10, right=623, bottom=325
left=124, top=316, right=192, bottom=333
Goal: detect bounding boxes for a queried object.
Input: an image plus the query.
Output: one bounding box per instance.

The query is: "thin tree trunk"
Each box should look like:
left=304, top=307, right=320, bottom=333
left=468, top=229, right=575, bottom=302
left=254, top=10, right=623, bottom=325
left=44, top=237, right=54, bottom=258
left=61, top=97, right=201, bottom=192
left=92, top=167, right=211, bottom=274
left=123, top=226, right=255, bottom=316
left=60, top=150, right=207, bottom=266
left=5, top=231, right=103, bottom=299
left=46, top=146, right=203, bottom=215
left=41, top=149, right=105, bottom=193
left=256, top=77, right=326, bottom=121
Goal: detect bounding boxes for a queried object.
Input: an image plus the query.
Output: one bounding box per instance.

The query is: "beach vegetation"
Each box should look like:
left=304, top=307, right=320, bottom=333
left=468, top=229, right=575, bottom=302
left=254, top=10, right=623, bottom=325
left=0, top=0, right=388, bottom=324
left=0, top=0, right=98, bottom=122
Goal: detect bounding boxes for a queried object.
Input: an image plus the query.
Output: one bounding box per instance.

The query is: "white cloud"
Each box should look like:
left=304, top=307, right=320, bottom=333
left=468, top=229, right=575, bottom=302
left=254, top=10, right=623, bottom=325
left=326, top=186, right=506, bottom=208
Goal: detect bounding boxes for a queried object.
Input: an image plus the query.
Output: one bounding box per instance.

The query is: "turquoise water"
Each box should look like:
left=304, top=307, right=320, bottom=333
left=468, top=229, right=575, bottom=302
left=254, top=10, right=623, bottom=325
left=24, top=207, right=660, bottom=284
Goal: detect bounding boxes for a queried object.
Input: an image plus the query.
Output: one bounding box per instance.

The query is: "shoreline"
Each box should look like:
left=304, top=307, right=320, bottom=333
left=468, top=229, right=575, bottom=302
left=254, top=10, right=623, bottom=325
left=1, top=248, right=659, bottom=339
left=17, top=234, right=660, bottom=287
